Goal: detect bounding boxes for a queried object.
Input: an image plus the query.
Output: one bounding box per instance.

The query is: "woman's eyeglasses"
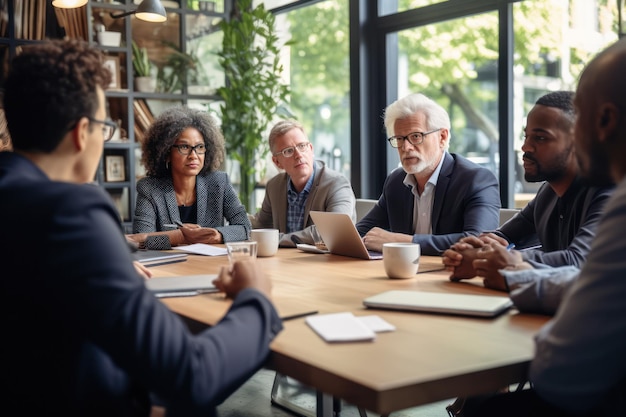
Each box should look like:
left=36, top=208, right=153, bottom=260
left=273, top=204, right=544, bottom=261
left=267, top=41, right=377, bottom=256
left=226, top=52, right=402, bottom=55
left=171, top=143, right=207, bottom=155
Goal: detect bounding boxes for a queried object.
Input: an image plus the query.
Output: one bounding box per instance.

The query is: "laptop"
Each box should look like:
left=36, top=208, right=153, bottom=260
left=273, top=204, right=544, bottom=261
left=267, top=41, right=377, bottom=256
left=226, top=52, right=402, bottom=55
left=363, top=290, right=513, bottom=318
left=133, top=250, right=188, bottom=267
left=145, top=274, right=219, bottom=298
left=309, top=211, right=382, bottom=260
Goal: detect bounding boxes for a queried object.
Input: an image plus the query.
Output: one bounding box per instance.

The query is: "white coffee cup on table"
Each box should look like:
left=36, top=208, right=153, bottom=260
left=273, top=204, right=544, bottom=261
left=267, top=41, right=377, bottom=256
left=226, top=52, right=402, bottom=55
left=250, top=229, right=279, bottom=257
left=382, top=243, right=421, bottom=279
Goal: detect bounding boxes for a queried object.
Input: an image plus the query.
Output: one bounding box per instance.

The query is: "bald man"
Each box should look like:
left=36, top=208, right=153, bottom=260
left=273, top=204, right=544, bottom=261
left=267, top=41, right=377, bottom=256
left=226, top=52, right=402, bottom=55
left=460, top=37, right=626, bottom=417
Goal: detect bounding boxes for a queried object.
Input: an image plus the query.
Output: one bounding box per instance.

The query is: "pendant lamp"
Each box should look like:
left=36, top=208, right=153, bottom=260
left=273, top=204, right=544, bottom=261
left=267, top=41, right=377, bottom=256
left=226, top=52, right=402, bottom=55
left=110, top=0, right=167, bottom=23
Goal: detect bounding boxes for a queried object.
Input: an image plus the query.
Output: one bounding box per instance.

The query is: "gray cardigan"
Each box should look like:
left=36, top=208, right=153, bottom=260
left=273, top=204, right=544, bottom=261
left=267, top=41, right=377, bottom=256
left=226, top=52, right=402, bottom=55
left=250, top=161, right=356, bottom=247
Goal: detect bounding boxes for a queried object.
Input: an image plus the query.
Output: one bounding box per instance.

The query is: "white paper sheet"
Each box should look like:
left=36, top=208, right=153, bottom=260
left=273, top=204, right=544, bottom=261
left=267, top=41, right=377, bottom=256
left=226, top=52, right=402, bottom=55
left=306, top=312, right=377, bottom=342
left=173, top=243, right=228, bottom=256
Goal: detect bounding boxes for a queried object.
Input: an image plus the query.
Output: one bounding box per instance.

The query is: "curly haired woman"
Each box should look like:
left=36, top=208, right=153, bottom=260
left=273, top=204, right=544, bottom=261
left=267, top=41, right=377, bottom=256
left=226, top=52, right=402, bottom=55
left=128, top=106, right=250, bottom=248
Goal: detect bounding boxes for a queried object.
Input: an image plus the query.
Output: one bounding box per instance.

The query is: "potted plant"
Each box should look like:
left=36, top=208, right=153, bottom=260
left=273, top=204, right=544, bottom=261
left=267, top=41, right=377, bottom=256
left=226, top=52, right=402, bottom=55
left=156, top=41, right=209, bottom=94
left=217, top=0, right=293, bottom=211
left=132, top=41, right=156, bottom=92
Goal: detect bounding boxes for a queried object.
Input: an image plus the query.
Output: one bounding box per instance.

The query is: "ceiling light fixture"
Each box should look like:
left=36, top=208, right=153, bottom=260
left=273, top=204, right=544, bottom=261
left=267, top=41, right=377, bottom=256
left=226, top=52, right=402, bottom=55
left=110, top=0, right=167, bottom=23
left=51, top=0, right=88, bottom=8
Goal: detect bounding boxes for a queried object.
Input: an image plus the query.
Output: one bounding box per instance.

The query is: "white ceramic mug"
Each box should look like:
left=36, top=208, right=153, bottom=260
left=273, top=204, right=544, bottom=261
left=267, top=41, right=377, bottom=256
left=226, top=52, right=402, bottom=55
left=250, top=229, right=279, bottom=257
left=382, top=243, right=421, bottom=279
left=226, top=241, right=258, bottom=265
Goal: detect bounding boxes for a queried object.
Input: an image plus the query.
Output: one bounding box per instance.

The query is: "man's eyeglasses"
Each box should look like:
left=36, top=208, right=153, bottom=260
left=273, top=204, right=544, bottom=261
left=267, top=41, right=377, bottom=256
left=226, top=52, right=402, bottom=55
left=88, top=117, right=117, bottom=142
left=171, top=143, right=207, bottom=155
left=387, top=129, right=441, bottom=148
left=273, top=142, right=310, bottom=158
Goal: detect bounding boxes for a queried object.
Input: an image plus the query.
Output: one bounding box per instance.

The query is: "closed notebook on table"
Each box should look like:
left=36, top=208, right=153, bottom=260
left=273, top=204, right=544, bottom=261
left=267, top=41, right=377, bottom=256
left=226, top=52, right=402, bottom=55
left=133, top=250, right=188, bottom=266
left=145, top=274, right=219, bottom=298
left=363, top=290, right=513, bottom=318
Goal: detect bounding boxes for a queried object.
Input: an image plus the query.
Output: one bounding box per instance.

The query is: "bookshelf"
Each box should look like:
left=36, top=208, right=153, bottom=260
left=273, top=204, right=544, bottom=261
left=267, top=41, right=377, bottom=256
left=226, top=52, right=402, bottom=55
left=0, top=0, right=228, bottom=232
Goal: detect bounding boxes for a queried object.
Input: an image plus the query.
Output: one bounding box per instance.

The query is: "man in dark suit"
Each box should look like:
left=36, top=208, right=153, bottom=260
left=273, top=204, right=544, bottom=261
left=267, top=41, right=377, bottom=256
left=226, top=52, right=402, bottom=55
left=0, top=39, right=282, bottom=417
left=356, top=93, right=500, bottom=256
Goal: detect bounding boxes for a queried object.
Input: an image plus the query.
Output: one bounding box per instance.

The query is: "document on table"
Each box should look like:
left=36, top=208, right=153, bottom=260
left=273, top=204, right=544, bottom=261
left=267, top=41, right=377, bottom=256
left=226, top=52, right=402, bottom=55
left=173, top=243, right=228, bottom=256
left=305, top=312, right=395, bottom=343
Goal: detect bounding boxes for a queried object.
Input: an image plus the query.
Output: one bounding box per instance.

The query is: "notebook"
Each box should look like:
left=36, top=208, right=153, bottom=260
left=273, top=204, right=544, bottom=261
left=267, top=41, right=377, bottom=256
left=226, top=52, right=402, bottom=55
left=133, top=250, right=188, bottom=267
left=363, top=290, right=514, bottom=318
left=309, top=211, right=382, bottom=260
left=145, top=274, right=219, bottom=298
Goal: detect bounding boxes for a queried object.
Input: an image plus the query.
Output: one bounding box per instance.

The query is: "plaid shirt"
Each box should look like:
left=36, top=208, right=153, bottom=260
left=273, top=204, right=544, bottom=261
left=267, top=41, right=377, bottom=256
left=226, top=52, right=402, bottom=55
left=286, top=165, right=316, bottom=233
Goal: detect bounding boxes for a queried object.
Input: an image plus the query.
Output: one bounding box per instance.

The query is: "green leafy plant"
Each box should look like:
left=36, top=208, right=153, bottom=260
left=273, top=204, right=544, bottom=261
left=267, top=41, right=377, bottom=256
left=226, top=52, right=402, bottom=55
left=157, top=41, right=208, bottom=94
left=131, top=41, right=153, bottom=78
left=217, top=0, right=293, bottom=211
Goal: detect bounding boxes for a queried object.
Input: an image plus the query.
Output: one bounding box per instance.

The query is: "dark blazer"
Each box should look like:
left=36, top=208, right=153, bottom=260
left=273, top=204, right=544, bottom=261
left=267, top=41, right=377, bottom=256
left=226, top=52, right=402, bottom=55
left=497, top=178, right=614, bottom=267
left=0, top=152, right=282, bottom=417
left=356, top=152, right=500, bottom=255
left=133, top=171, right=251, bottom=242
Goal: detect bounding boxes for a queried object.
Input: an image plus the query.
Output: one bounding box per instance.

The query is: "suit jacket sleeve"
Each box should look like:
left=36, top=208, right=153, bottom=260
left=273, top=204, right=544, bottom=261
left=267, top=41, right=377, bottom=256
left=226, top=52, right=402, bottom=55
left=64, top=188, right=281, bottom=415
left=133, top=177, right=162, bottom=233
left=211, top=172, right=252, bottom=242
left=498, top=184, right=613, bottom=268
left=529, top=181, right=626, bottom=413
left=357, top=154, right=500, bottom=255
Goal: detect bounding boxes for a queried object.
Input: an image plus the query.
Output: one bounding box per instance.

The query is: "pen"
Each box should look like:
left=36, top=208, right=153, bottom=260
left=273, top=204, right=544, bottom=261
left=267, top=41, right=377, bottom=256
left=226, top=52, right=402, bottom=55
left=506, top=243, right=516, bottom=251
left=163, top=221, right=185, bottom=229
left=282, top=310, right=319, bottom=321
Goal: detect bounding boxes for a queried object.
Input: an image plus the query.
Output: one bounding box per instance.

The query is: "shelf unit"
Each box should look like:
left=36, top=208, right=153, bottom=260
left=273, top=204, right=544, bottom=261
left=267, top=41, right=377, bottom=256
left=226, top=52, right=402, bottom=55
left=0, top=0, right=229, bottom=232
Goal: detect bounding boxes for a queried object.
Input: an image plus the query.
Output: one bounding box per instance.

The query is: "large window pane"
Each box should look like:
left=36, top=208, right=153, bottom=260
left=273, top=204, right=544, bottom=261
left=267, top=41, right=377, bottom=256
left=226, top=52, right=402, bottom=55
left=380, top=0, right=449, bottom=17
left=390, top=11, right=500, bottom=189
left=512, top=0, right=618, bottom=206
left=282, top=0, right=351, bottom=179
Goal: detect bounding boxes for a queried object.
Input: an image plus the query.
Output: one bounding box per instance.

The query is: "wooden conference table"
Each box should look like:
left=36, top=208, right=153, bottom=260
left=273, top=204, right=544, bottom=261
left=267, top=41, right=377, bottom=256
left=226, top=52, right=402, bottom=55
left=149, top=248, right=549, bottom=416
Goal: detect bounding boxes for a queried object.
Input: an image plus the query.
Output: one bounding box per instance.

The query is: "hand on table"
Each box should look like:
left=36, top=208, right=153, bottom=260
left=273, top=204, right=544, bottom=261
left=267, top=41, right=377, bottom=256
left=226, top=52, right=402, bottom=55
left=213, top=260, right=272, bottom=300
left=472, top=243, right=524, bottom=291
left=180, top=225, right=222, bottom=244
left=133, top=261, right=153, bottom=280
left=443, top=235, right=486, bottom=281
left=362, top=227, right=411, bottom=252
left=125, top=224, right=222, bottom=248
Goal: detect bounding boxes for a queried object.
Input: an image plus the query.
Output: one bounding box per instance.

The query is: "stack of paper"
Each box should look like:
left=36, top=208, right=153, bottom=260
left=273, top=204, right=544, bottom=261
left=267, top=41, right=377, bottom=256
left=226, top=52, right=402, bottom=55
left=305, top=312, right=395, bottom=343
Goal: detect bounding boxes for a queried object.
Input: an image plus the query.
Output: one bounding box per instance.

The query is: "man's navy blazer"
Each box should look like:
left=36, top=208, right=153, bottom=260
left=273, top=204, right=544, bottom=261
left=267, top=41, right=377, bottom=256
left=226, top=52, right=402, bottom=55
left=0, top=152, right=282, bottom=417
left=356, top=152, right=500, bottom=255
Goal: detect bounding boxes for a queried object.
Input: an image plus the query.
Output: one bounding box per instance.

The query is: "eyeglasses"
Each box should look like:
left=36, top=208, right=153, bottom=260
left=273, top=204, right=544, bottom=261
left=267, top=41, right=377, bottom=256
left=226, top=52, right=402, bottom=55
left=171, top=143, right=207, bottom=155
left=387, top=129, right=441, bottom=148
left=87, top=117, right=117, bottom=142
left=273, top=142, right=310, bottom=158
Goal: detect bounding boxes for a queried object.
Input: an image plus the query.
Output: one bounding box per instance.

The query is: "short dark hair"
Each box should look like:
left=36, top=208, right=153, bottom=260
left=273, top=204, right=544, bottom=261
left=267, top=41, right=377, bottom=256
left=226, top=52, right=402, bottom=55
left=536, top=91, right=575, bottom=121
left=141, top=106, right=225, bottom=177
left=3, top=39, right=111, bottom=153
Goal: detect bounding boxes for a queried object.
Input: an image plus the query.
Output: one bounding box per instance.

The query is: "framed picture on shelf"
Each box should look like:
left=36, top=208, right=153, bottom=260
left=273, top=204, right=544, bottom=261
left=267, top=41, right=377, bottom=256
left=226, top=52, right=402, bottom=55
left=103, top=56, right=121, bottom=90
left=105, top=155, right=126, bottom=182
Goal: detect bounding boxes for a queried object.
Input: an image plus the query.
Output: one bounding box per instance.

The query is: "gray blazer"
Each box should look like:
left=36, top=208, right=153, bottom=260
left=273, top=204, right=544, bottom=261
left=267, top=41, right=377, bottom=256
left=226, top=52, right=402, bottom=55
left=133, top=171, right=251, bottom=242
left=250, top=161, right=356, bottom=247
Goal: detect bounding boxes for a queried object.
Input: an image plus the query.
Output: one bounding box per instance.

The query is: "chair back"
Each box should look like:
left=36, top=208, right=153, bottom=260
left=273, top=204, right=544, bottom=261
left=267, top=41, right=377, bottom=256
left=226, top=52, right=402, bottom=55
left=499, top=208, right=520, bottom=226
left=355, top=198, right=377, bottom=222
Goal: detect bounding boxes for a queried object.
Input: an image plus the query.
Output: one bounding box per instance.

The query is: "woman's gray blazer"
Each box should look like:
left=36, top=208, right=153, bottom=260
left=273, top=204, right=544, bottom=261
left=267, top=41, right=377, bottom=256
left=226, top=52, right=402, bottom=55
left=133, top=171, right=251, bottom=242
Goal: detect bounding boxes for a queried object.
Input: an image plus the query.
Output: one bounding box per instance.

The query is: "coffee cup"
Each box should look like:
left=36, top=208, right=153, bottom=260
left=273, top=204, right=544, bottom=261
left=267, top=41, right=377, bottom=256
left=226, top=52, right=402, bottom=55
left=383, top=243, right=420, bottom=279
left=250, top=228, right=279, bottom=257
left=226, top=241, right=258, bottom=265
